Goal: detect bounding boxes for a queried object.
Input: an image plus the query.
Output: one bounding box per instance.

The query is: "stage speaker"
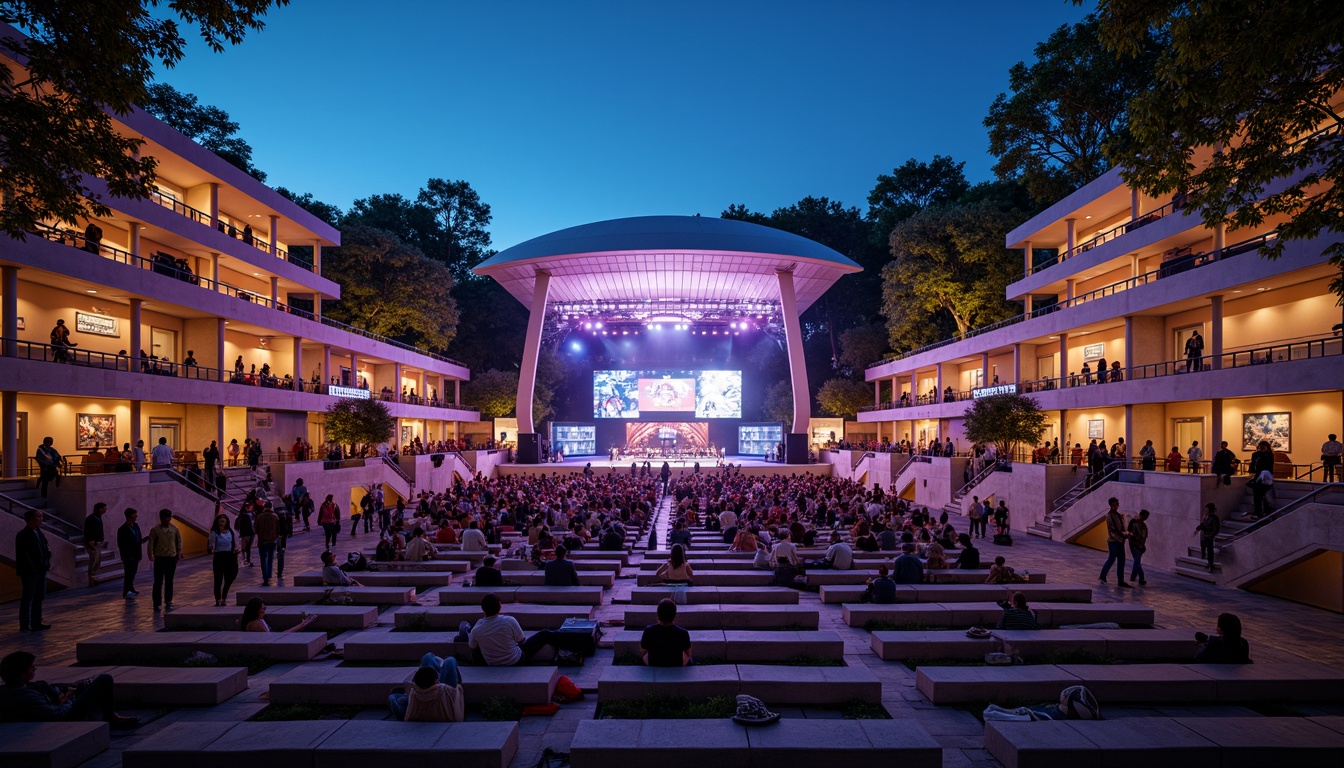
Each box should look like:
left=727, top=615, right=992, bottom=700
left=784, top=433, right=809, bottom=465
left=516, top=432, right=540, bottom=464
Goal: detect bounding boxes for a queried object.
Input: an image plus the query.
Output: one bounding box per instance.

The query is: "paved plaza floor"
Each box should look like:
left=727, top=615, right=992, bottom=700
left=2, top=499, right=1342, bottom=768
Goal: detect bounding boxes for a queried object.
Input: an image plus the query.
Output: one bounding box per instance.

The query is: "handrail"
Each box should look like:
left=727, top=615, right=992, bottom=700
left=372, top=455, right=415, bottom=489
left=143, top=188, right=313, bottom=270
left=866, top=228, right=1280, bottom=370
left=1050, top=466, right=1120, bottom=518
left=148, top=188, right=211, bottom=225
left=316, top=315, right=468, bottom=369
left=1030, top=199, right=1182, bottom=276
left=953, top=460, right=998, bottom=500
left=1295, top=463, right=1326, bottom=481
left=1221, top=483, right=1344, bottom=546
left=0, top=490, right=83, bottom=540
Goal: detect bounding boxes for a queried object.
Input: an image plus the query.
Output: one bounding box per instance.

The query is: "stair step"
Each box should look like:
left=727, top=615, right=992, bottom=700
left=1176, top=555, right=1221, bottom=571
left=1174, top=566, right=1220, bottom=583
left=1026, top=527, right=1053, bottom=538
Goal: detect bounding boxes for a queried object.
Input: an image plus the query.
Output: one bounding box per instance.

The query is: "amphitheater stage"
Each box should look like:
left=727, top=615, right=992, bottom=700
left=495, top=456, right=832, bottom=477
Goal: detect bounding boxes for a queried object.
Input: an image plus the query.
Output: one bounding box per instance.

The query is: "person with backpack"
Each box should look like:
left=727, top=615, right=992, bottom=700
left=319, top=495, right=340, bottom=549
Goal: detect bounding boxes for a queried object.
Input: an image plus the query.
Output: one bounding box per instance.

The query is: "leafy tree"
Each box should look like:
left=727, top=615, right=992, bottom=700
left=444, top=279, right=528, bottom=374
left=882, top=198, right=1022, bottom=344
left=342, top=193, right=440, bottom=254
left=867, top=155, right=970, bottom=246
left=816, top=378, right=871, bottom=420
left=1095, top=0, right=1344, bottom=298
left=416, top=178, right=494, bottom=282
left=141, top=83, right=266, bottom=180
left=762, top=380, right=794, bottom=424
left=836, top=323, right=889, bottom=375
left=962, top=393, right=1047, bottom=459
left=275, top=187, right=343, bottom=227
left=985, top=14, right=1160, bottom=204
left=323, top=397, right=395, bottom=455
left=462, top=369, right=519, bottom=419
left=320, top=225, right=460, bottom=352
left=0, top=0, right=288, bottom=238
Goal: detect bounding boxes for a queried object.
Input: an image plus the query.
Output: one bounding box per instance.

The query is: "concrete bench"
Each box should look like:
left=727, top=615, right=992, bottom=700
left=365, top=559, right=471, bottom=573
left=623, top=604, right=819, bottom=630
left=985, top=717, right=1344, bottom=768
left=488, top=571, right=615, bottom=588
left=613, top=630, right=844, bottom=662
left=165, top=605, right=377, bottom=632
left=365, top=549, right=488, bottom=566
left=234, top=586, right=416, bottom=606
left=635, top=570, right=774, bottom=587
left=434, top=586, right=604, bottom=606
left=122, top=720, right=518, bottom=768
left=927, top=569, right=1046, bottom=584
left=40, top=665, right=247, bottom=706
left=871, top=631, right=1002, bottom=661
left=0, top=722, right=109, bottom=768
left=842, top=602, right=1154, bottom=629
left=393, top=604, right=592, bottom=630
left=269, top=663, right=559, bottom=706
left=917, top=662, right=1344, bottom=705
left=598, top=664, right=881, bottom=704
left=808, top=569, right=1044, bottom=586
left=340, top=629, right=467, bottom=662
left=872, top=629, right=1199, bottom=661
left=292, top=570, right=454, bottom=588
left=819, top=583, right=1087, bottom=604
left=630, top=586, right=799, bottom=605
left=570, top=719, right=940, bottom=768
left=77, top=630, right=327, bottom=663
left=499, top=559, right=621, bottom=573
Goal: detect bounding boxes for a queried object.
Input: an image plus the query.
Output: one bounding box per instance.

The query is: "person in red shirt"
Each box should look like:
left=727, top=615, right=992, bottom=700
left=1165, top=446, right=1183, bottom=472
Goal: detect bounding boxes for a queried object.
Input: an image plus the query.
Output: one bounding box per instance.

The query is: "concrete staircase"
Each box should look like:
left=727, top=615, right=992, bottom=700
left=1174, top=480, right=1332, bottom=582
left=1029, top=467, right=1117, bottom=539
left=942, top=461, right=997, bottom=521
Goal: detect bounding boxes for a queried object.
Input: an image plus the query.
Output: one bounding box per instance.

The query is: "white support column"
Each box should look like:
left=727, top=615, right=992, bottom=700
left=1058, top=333, right=1069, bottom=388
left=1065, top=279, right=1075, bottom=302
left=129, top=299, right=143, bottom=371
left=418, top=370, right=426, bottom=403
left=874, top=380, right=881, bottom=408
left=934, top=365, right=944, bottom=402
left=776, top=268, right=810, bottom=434
left=216, top=318, right=225, bottom=381
left=2, top=390, right=16, bottom=478
left=215, top=405, right=225, bottom=452
left=1214, top=222, right=1226, bottom=253
left=1210, top=398, right=1224, bottom=452
left=1210, top=295, right=1224, bottom=370
left=1012, top=344, right=1022, bottom=385
left=1065, top=218, right=1076, bottom=259
left=516, top=270, right=552, bottom=435
left=208, top=183, right=220, bottom=228
left=130, top=399, right=142, bottom=456
left=1124, top=316, right=1134, bottom=373
left=270, top=276, right=279, bottom=307
left=1130, top=254, right=1140, bottom=279
left=980, top=352, right=989, bottom=387
left=1060, top=408, right=1069, bottom=448
left=1023, top=240, right=1033, bottom=276
left=351, top=354, right=360, bottom=388
left=210, top=253, right=221, bottom=292
left=1124, top=404, right=1134, bottom=465
left=269, top=215, right=279, bottom=257
left=313, top=241, right=323, bottom=273
left=454, top=379, right=461, bottom=407
left=129, top=223, right=141, bottom=258
left=314, top=294, right=322, bottom=320
left=292, top=338, right=303, bottom=391
left=2, top=265, right=17, bottom=358
left=395, top=363, right=403, bottom=402
left=1131, top=188, right=1141, bottom=220
left=322, top=345, right=332, bottom=391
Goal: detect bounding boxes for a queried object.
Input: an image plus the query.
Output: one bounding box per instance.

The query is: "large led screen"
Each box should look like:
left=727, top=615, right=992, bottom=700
left=593, top=370, right=742, bottom=418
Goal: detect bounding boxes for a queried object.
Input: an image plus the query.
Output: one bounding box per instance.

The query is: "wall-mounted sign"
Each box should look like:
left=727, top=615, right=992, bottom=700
left=1082, top=342, right=1105, bottom=360
left=75, top=311, right=119, bottom=337
left=328, top=385, right=370, bottom=400
left=16, top=317, right=23, bottom=330
left=972, top=384, right=1018, bottom=399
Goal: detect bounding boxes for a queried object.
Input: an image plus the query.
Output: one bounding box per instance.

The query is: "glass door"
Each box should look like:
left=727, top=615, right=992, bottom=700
left=149, top=421, right=180, bottom=450
left=150, top=327, right=177, bottom=364
left=1173, top=418, right=1204, bottom=459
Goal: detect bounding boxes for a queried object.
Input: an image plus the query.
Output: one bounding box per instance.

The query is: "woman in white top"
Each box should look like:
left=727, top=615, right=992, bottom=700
left=655, top=543, right=694, bottom=585
left=240, top=597, right=317, bottom=633
left=207, top=512, right=238, bottom=606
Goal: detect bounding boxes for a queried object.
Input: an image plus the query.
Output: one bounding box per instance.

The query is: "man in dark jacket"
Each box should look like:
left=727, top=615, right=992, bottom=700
left=16, top=509, right=52, bottom=631
left=1211, top=441, right=1238, bottom=485
left=117, top=508, right=144, bottom=599
left=474, top=556, right=504, bottom=587
left=83, top=502, right=106, bottom=587
left=543, top=545, right=581, bottom=587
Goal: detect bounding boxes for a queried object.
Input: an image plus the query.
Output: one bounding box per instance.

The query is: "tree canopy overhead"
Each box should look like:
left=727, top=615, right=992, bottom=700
left=962, top=393, right=1047, bottom=458
left=1094, top=0, right=1344, bottom=299
left=323, top=397, right=395, bottom=454
left=816, top=378, right=872, bottom=420
left=0, top=0, right=288, bottom=238
left=142, top=82, right=266, bottom=181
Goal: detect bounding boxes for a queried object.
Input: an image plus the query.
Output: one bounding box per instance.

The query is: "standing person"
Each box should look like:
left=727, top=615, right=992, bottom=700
left=275, top=499, right=294, bottom=583
left=207, top=512, right=239, bottom=606
left=1184, top=330, right=1204, bottom=372
left=82, top=502, right=107, bottom=587
left=202, top=441, right=220, bottom=488
left=1127, top=509, right=1150, bottom=586
left=1139, top=439, right=1157, bottom=471
left=319, top=494, right=341, bottom=549
left=246, top=440, right=262, bottom=471
left=1321, top=434, right=1342, bottom=483
left=132, top=440, right=146, bottom=472
left=1186, top=441, right=1203, bottom=473
left=1194, top=503, right=1220, bottom=573
left=1165, top=445, right=1183, bottom=472
left=116, top=508, right=144, bottom=599
left=226, top=438, right=240, bottom=467
left=15, top=509, right=52, bottom=631
left=290, top=478, right=310, bottom=531
left=1247, top=441, right=1276, bottom=517
left=1211, top=441, right=1238, bottom=485
left=351, top=492, right=367, bottom=538
left=255, top=503, right=279, bottom=587
left=148, top=509, right=183, bottom=611
left=236, top=503, right=256, bottom=567
left=150, top=437, right=174, bottom=470
left=1098, top=498, right=1132, bottom=588
left=993, top=500, right=1010, bottom=535
left=35, top=437, right=61, bottom=499
left=967, top=500, right=983, bottom=541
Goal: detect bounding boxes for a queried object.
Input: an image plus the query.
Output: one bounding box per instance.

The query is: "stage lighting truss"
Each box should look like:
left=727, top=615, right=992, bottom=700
left=544, top=298, right=783, bottom=341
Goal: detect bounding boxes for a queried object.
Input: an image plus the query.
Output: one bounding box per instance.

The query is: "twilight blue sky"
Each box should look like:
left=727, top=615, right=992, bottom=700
left=158, top=0, right=1092, bottom=249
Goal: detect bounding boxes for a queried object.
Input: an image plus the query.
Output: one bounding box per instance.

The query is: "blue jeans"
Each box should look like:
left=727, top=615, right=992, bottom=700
left=1129, top=546, right=1145, bottom=583
left=1099, top=541, right=1126, bottom=582
left=388, top=653, right=460, bottom=720
left=258, top=542, right=277, bottom=581
left=19, top=572, right=46, bottom=629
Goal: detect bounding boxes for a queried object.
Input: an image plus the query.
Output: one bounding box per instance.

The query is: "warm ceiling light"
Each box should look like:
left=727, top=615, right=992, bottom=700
left=1085, top=215, right=1092, bottom=219
left=253, top=272, right=261, bottom=276
left=86, top=289, right=97, bottom=293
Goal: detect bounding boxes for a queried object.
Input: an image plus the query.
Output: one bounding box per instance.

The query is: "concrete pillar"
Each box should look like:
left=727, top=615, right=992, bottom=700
left=395, top=363, right=403, bottom=402
left=1023, top=240, right=1033, bottom=275
left=1124, top=316, right=1134, bottom=373
left=980, top=352, right=989, bottom=388
left=1125, top=404, right=1134, bottom=465
left=314, top=295, right=322, bottom=320
left=1012, top=344, right=1022, bottom=385
left=1211, top=398, right=1224, bottom=452
left=215, top=318, right=225, bottom=381
left=215, top=406, right=224, bottom=453
left=322, top=345, right=332, bottom=391
left=130, top=399, right=142, bottom=455
left=1131, top=188, right=1141, bottom=220
left=350, top=354, right=360, bottom=388
left=129, top=299, right=142, bottom=371
left=418, top=370, right=427, bottom=403
left=1214, top=222, right=1226, bottom=252
left=454, top=379, right=461, bottom=406
left=292, top=339, right=303, bottom=390
left=2, top=265, right=17, bottom=358
left=210, top=253, right=220, bottom=292
left=1210, top=295, right=1224, bottom=370
left=1060, top=409, right=1069, bottom=449
left=874, top=381, right=881, bottom=407
left=268, top=215, right=279, bottom=257
left=313, top=241, right=323, bottom=273
left=934, top=365, right=944, bottom=402
left=1058, top=333, right=1069, bottom=388
left=129, top=222, right=141, bottom=258
left=1065, top=218, right=1076, bottom=259
left=776, top=268, right=810, bottom=433
left=1130, top=254, right=1140, bottom=279
left=2, top=390, right=16, bottom=478
left=1065, top=279, right=1075, bottom=302
left=270, top=276, right=279, bottom=306
left=208, top=183, right=219, bottom=228
left=517, top=270, right=552, bottom=434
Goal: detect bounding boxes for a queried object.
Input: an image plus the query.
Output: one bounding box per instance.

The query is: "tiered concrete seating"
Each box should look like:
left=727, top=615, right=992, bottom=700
left=434, top=586, right=603, bottom=605
left=369, top=560, right=471, bottom=572
left=234, top=586, right=416, bottom=605
left=598, top=664, right=881, bottom=704
left=570, top=719, right=941, bottom=768
left=635, top=570, right=773, bottom=586
left=122, top=720, right=518, bottom=768
left=392, top=604, right=592, bottom=630
left=0, top=722, right=109, bottom=768
left=612, top=629, right=844, bottom=661
left=77, top=630, right=327, bottom=663
left=499, top=559, right=621, bottom=573
left=39, top=665, right=247, bottom=706
left=165, top=605, right=377, bottom=631
left=819, top=583, right=1088, bottom=604
left=292, top=570, right=454, bottom=587
left=926, top=570, right=1045, bottom=584
left=623, top=604, right=818, bottom=629
left=985, top=717, right=1344, bottom=768
left=871, top=629, right=1198, bottom=661
left=916, top=662, right=1344, bottom=704
left=630, top=586, right=799, bottom=604
left=842, top=602, right=1154, bottom=629
left=808, top=569, right=1044, bottom=586
left=340, top=629, right=468, bottom=662
left=268, top=663, right=559, bottom=706
left=476, top=571, right=615, bottom=587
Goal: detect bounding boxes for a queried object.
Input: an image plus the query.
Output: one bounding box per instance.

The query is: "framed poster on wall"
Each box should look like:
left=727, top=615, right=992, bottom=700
left=76, top=413, right=115, bottom=450
left=1087, top=419, right=1104, bottom=440
left=1242, top=412, right=1290, bottom=452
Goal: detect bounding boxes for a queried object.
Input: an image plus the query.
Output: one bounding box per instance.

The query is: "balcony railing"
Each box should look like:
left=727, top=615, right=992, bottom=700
left=1029, top=199, right=1184, bottom=276
left=866, top=229, right=1279, bottom=371
left=144, top=187, right=312, bottom=271
left=148, top=188, right=211, bottom=226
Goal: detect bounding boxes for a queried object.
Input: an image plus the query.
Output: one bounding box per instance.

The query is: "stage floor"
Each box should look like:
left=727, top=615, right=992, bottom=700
left=496, top=456, right=831, bottom=476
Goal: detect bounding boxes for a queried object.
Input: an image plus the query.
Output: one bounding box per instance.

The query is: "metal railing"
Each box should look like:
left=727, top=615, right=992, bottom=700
left=143, top=188, right=313, bottom=271
left=148, top=188, right=211, bottom=226
left=1029, top=199, right=1184, bottom=276
left=0, top=489, right=83, bottom=540
left=1220, top=483, right=1344, bottom=547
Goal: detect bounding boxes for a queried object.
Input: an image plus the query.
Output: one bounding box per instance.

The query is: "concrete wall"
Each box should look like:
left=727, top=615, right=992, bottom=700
left=961, top=463, right=1078, bottom=531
